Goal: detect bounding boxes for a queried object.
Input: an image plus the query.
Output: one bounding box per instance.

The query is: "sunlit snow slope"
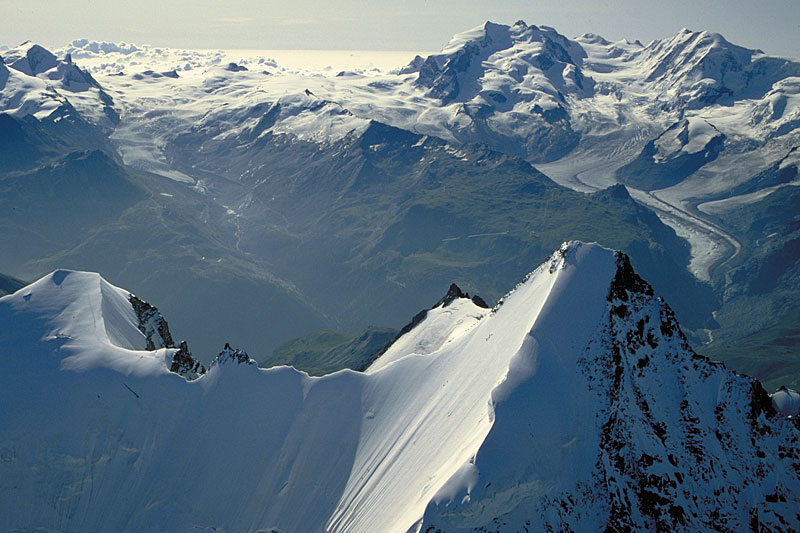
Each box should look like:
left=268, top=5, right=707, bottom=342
left=1, top=243, right=798, bottom=532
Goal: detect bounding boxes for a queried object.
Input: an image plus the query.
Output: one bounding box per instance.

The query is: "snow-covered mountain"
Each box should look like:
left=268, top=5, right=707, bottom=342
left=23, top=26, right=796, bottom=273
left=8, top=23, right=796, bottom=196
left=1, top=22, right=798, bottom=386
left=0, top=41, right=118, bottom=127
left=1, top=242, right=798, bottom=531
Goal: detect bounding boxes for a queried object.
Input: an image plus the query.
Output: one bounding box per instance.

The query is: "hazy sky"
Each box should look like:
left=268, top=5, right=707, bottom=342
left=2, top=0, right=799, bottom=58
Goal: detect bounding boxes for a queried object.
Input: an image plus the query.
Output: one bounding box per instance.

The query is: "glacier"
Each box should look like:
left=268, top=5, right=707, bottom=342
left=8, top=19, right=795, bottom=290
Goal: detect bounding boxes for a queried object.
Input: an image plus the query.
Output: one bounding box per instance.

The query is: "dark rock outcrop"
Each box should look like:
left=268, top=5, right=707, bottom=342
left=129, top=293, right=204, bottom=380
left=212, top=343, right=256, bottom=367
left=129, top=293, right=175, bottom=350
left=169, top=340, right=205, bottom=380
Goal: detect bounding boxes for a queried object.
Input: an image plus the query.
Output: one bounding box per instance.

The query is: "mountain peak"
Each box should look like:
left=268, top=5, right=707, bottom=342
left=435, top=282, right=467, bottom=307
left=358, top=119, right=421, bottom=149
left=1, top=269, right=183, bottom=377
left=412, top=19, right=589, bottom=108
left=634, top=26, right=792, bottom=105
left=579, top=32, right=611, bottom=46
left=2, top=245, right=799, bottom=530
left=211, top=343, right=256, bottom=368
left=2, top=42, right=58, bottom=76
left=0, top=39, right=105, bottom=113
left=420, top=243, right=800, bottom=531
left=440, top=21, right=514, bottom=54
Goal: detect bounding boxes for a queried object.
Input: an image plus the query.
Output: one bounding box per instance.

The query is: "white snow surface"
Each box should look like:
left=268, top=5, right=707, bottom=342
left=1, top=242, right=797, bottom=531
left=0, top=42, right=115, bottom=126
left=3, top=30, right=797, bottom=172
left=772, top=387, right=800, bottom=416
left=3, top=269, right=173, bottom=376
left=653, top=118, right=720, bottom=161
left=0, top=53, right=67, bottom=119
left=0, top=243, right=613, bottom=532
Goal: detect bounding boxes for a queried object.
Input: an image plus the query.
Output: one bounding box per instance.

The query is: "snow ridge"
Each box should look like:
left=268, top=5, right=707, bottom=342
left=1, top=244, right=798, bottom=532
left=418, top=251, right=800, bottom=531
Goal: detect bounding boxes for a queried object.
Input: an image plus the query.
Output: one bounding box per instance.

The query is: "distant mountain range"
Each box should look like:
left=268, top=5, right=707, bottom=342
left=1, top=21, right=797, bottom=390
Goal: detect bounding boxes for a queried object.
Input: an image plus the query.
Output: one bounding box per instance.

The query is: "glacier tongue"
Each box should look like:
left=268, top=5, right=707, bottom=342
left=1, top=243, right=798, bottom=532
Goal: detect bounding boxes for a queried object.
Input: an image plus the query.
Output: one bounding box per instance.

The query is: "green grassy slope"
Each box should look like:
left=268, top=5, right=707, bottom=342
left=702, top=307, right=800, bottom=392
left=259, top=326, right=397, bottom=376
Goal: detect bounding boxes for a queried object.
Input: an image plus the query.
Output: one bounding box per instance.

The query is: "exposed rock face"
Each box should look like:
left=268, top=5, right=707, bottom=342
left=582, top=253, right=798, bottom=531
left=129, top=293, right=175, bottom=350
left=225, top=62, right=248, bottom=72
left=435, top=283, right=468, bottom=308
left=470, top=294, right=489, bottom=309
left=433, top=282, right=491, bottom=309
left=169, top=340, right=205, bottom=380
left=8, top=43, right=58, bottom=76
left=129, top=293, right=205, bottom=380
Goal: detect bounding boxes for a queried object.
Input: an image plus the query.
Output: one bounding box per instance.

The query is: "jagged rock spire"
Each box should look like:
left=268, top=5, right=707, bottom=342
left=129, top=293, right=175, bottom=350
left=212, top=342, right=256, bottom=367
left=169, top=340, right=205, bottom=380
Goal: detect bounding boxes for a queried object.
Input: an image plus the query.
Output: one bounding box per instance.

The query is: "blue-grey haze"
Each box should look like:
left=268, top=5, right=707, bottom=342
left=2, top=0, right=799, bottom=58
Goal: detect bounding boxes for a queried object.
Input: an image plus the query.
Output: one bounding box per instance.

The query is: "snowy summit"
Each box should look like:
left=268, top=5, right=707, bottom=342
left=1, top=243, right=798, bottom=531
